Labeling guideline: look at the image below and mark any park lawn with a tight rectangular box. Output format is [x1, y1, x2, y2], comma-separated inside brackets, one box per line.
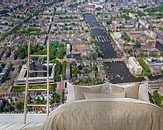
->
[11, 85, 54, 92]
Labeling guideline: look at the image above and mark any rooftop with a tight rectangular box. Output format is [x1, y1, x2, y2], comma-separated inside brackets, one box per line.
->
[0, 114, 46, 130]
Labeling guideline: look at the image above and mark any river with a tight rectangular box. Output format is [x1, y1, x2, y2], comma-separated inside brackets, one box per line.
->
[84, 13, 144, 83]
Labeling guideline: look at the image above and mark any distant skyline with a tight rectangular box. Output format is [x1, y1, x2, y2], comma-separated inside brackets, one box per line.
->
[0, 0, 162, 3]
[0, 0, 53, 4]
[70, 0, 162, 4]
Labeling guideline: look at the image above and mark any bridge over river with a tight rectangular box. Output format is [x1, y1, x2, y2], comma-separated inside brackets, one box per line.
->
[97, 58, 128, 63]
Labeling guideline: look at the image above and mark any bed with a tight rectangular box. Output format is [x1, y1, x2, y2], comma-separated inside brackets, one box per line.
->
[41, 82, 163, 130]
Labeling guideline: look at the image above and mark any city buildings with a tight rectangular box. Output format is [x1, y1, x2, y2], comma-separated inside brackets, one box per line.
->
[15, 63, 55, 86]
[0, 0, 163, 118]
[128, 57, 143, 76]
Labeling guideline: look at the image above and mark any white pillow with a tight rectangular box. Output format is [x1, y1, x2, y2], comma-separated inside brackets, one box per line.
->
[138, 82, 149, 102]
[110, 83, 139, 99]
[66, 82, 111, 103]
[110, 82, 139, 89]
[84, 92, 126, 99]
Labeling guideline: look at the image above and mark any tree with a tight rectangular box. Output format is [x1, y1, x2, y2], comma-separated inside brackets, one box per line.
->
[35, 97, 45, 104]
[126, 48, 133, 55]
[1, 63, 5, 68]
[16, 102, 24, 112]
[54, 93, 59, 103]
[80, 63, 84, 68]
[103, 63, 110, 77]
[85, 67, 91, 74]
[92, 63, 97, 71]
[18, 51, 26, 59]
[8, 63, 12, 70]
[62, 61, 67, 80]
[124, 32, 131, 42]
[18, 65, 22, 71]
[90, 53, 97, 60]
[54, 62, 61, 80]
[137, 57, 152, 76]
[55, 74, 61, 82]
[153, 90, 161, 106]
[61, 90, 65, 104]
[0, 67, 2, 73]
[56, 43, 66, 59]
[3, 73, 8, 81]
[149, 52, 158, 57]
[134, 41, 141, 48]
[3, 104, 12, 112]
[55, 60, 62, 76]
[14, 51, 18, 60]
[72, 66, 78, 78]
[107, 20, 112, 25]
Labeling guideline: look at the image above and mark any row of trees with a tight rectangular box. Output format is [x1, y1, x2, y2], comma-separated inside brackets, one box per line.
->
[0, 99, 24, 113]
[71, 66, 78, 78]
[56, 43, 66, 59]
[145, 4, 163, 13]
[54, 60, 67, 82]
[15, 44, 44, 59]
[51, 91, 65, 104]
[153, 90, 163, 109]
[144, 5, 163, 18]
[137, 57, 152, 76]
[62, 61, 67, 80]
[120, 8, 135, 15]
[103, 63, 110, 78]
[123, 32, 131, 42]
[16, 28, 45, 36]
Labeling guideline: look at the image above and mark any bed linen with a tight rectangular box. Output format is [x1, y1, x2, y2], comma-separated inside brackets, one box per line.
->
[42, 98, 163, 130]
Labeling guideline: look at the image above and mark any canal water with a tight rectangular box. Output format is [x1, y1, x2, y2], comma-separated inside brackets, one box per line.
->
[84, 13, 144, 83]
[84, 14, 117, 58]
[106, 62, 144, 83]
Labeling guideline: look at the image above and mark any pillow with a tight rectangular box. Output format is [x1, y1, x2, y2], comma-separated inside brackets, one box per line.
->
[84, 92, 125, 99]
[74, 82, 111, 94]
[74, 86, 102, 100]
[66, 82, 109, 103]
[138, 82, 149, 102]
[111, 83, 139, 99]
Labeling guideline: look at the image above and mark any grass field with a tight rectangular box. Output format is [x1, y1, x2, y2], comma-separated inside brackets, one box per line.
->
[11, 85, 55, 92]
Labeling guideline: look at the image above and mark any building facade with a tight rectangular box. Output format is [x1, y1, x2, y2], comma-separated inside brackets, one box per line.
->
[128, 57, 143, 76]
